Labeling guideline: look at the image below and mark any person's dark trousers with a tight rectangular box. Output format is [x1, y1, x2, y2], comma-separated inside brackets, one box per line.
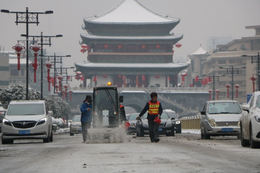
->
[148, 119, 159, 142]
[81, 122, 90, 142]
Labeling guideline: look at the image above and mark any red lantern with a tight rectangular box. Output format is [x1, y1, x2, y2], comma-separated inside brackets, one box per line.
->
[69, 90, 73, 101]
[76, 71, 82, 76]
[195, 76, 199, 82]
[75, 75, 81, 80]
[155, 75, 160, 78]
[226, 84, 231, 98]
[64, 84, 68, 98]
[235, 84, 240, 98]
[141, 45, 146, 49]
[117, 45, 122, 49]
[181, 73, 187, 86]
[250, 75, 256, 92]
[216, 89, 220, 100]
[104, 44, 109, 48]
[58, 75, 63, 91]
[81, 44, 88, 49]
[80, 48, 87, 53]
[12, 41, 25, 70]
[45, 61, 52, 91]
[155, 44, 160, 49]
[30, 42, 41, 83]
[175, 43, 182, 49]
[55, 84, 59, 92]
[208, 89, 212, 101]
[103, 75, 107, 78]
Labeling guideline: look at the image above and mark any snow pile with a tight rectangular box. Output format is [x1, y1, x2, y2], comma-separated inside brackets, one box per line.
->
[86, 127, 128, 143]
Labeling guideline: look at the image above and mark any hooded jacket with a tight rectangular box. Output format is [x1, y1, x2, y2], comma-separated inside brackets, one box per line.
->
[80, 102, 92, 123]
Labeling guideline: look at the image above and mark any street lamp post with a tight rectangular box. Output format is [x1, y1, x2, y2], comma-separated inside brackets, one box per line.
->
[1, 8, 53, 100]
[21, 33, 62, 99]
[219, 66, 246, 100]
[45, 54, 71, 94]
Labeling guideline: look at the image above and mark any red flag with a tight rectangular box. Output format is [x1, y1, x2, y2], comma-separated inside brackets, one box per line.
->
[93, 76, 97, 82]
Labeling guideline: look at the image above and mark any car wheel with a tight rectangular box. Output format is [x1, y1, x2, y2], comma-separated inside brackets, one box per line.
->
[250, 125, 260, 148]
[2, 138, 13, 144]
[240, 124, 250, 147]
[204, 128, 210, 139]
[201, 128, 205, 139]
[139, 126, 144, 137]
[43, 133, 51, 143]
[50, 132, 53, 142]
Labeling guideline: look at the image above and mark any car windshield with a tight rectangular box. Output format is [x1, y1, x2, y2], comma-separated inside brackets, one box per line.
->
[256, 96, 260, 108]
[73, 116, 81, 122]
[7, 103, 45, 115]
[165, 111, 178, 118]
[208, 102, 242, 114]
[129, 113, 139, 120]
[160, 112, 169, 119]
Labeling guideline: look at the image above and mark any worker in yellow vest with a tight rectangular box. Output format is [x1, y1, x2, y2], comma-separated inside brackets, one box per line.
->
[136, 92, 163, 143]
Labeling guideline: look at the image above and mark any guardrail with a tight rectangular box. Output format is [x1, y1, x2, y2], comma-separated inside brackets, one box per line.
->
[180, 115, 201, 130]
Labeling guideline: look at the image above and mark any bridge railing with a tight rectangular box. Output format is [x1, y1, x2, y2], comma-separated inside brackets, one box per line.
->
[71, 86, 210, 92]
[180, 115, 201, 130]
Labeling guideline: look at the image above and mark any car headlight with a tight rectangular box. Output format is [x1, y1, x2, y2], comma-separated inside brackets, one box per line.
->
[254, 116, 260, 123]
[237, 121, 240, 127]
[208, 118, 216, 127]
[175, 120, 181, 124]
[37, 118, 47, 126]
[3, 118, 12, 126]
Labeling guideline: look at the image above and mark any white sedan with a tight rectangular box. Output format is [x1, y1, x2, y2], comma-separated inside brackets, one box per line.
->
[240, 92, 260, 148]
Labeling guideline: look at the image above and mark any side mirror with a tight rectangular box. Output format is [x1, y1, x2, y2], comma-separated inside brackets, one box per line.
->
[242, 104, 250, 113]
[201, 111, 205, 115]
[119, 96, 123, 103]
[48, 111, 53, 116]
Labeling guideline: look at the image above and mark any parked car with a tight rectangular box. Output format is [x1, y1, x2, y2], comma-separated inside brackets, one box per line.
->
[200, 100, 241, 140]
[70, 115, 82, 136]
[0, 108, 6, 133]
[136, 111, 175, 137]
[126, 113, 139, 134]
[240, 92, 260, 148]
[164, 109, 181, 133]
[1, 100, 53, 144]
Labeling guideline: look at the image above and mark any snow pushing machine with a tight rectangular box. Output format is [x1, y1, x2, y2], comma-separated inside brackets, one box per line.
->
[89, 83, 127, 142]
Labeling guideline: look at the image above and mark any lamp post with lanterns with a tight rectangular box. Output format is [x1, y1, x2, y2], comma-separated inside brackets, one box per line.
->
[250, 75, 257, 92]
[219, 66, 246, 100]
[1, 8, 53, 100]
[21, 33, 62, 99]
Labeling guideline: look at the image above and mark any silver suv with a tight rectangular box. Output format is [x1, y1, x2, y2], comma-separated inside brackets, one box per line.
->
[1, 100, 53, 144]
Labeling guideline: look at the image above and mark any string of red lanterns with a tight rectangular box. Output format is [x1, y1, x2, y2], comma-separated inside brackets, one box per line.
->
[30, 42, 41, 83]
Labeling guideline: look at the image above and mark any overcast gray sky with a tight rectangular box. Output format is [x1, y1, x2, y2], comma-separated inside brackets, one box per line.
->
[1, 0, 260, 86]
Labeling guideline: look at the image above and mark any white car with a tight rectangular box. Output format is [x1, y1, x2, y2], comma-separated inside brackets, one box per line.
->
[240, 92, 260, 148]
[1, 100, 53, 144]
[200, 100, 242, 139]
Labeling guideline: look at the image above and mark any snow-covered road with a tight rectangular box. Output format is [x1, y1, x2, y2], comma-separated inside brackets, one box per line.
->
[0, 132, 259, 173]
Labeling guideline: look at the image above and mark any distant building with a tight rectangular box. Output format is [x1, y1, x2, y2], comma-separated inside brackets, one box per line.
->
[203, 25, 260, 103]
[75, 0, 188, 88]
[207, 36, 233, 52]
[187, 45, 211, 86]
